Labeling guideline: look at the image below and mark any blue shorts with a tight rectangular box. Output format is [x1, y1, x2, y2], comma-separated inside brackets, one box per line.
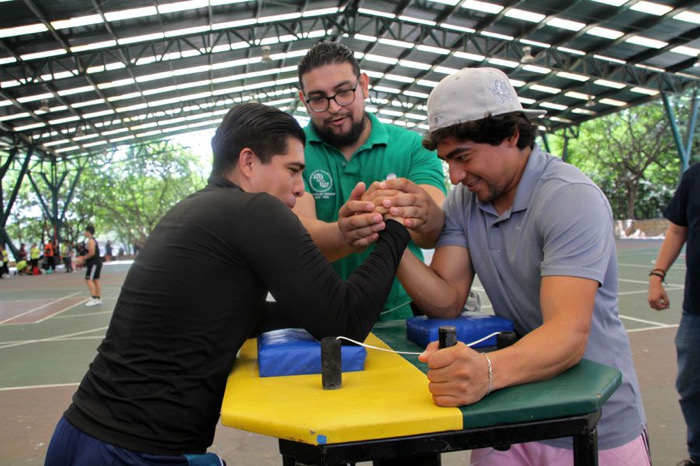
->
[45, 417, 226, 466]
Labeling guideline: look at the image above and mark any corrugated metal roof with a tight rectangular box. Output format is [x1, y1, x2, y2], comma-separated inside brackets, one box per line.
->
[0, 0, 698, 160]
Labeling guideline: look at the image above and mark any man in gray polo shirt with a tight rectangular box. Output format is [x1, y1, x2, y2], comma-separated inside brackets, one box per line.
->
[395, 67, 649, 465]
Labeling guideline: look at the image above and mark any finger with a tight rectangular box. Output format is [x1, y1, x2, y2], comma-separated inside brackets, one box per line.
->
[425, 346, 463, 371]
[418, 341, 440, 362]
[382, 193, 422, 209]
[431, 394, 463, 407]
[379, 178, 420, 194]
[341, 200, 378, 216]
[362, 181, 385, 199]
[389, 206, 422, 219]
[349, 182, 367, 201]
[351, 233, 380, 249]
[361, 188, 402, 204]
[341, 212, 384, 229]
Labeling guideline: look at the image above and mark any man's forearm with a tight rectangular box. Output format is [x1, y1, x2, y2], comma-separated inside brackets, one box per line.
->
[397, 252, 464, 318]
[653, 223, 687, 272]
[296, 215, 354, 262]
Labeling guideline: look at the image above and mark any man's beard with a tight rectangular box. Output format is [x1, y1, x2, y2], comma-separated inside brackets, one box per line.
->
[312, 113, 367, 149]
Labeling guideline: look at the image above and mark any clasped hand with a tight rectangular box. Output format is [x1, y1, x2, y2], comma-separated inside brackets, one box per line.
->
[418, 341, 491, 406]
[337, 179, 440, 250]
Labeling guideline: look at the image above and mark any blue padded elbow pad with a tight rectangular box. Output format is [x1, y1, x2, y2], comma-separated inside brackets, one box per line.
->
[257, 328, 367, 377]
[406, 314, 514, 348]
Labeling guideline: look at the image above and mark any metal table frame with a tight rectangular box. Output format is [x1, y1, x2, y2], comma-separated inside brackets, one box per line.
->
[279, 410, 601, 466]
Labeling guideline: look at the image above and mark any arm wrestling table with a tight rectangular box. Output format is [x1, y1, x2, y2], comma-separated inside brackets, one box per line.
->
[220, 320, 621, 466]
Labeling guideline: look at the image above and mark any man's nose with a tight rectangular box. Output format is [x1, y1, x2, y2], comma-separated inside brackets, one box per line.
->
[448, 162, 466, 185]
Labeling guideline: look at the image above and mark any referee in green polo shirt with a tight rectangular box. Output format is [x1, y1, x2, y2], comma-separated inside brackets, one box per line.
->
[294, 41, 447, 321]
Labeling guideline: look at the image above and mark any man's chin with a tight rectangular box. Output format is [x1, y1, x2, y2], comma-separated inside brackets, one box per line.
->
[313, 118, 366, 149]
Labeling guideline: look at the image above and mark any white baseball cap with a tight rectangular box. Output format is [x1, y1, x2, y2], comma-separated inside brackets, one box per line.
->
[427, 67, 546, 132]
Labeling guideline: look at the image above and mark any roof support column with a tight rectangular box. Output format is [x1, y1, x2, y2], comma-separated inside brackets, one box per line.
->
[662, 88, 698, 174]
[1, 145, 33, 259]
[26, 157, 82, 244]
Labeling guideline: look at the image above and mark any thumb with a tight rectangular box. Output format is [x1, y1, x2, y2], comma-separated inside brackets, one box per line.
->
[350, 182, 367, 201]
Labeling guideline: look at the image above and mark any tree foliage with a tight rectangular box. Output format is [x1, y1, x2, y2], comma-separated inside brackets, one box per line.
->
[73, 143, 207, 250]
[547, 96, 699, 220]
[3, 141, 206, 253]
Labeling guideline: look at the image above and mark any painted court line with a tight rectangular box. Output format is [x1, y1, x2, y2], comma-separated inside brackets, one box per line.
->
[0, 292, 82, 325]
[619, 314, 676, 327]
[54, 310, 112, 319]
[35, 296, 89, 324]
[0, 326, 108, 350]
[627, 324, 679, 333]
[618, 278, 684, 287]
[0, 382, 79, 392]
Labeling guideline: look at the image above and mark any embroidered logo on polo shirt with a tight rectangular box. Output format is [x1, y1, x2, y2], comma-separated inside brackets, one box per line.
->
[308, 169, 335, 200]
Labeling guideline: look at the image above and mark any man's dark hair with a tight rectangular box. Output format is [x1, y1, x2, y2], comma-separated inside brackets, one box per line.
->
[423, 112, 538, 151]
[85, 225, 95, 235]
[297, 41, 360, 90]
[210, 103, 306, 177]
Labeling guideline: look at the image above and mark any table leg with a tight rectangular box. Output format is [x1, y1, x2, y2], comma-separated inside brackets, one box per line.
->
[572, 426, 598, 466]
[373, 454, 441, 466]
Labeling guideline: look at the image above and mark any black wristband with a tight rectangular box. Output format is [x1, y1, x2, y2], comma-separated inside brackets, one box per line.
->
[649, 270, 665, 282]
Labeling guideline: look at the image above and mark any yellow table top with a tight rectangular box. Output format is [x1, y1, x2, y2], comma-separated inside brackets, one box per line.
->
[219, 333, 462, 445]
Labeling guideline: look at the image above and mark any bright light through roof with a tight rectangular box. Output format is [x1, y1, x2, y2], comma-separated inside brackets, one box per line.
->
[505, 9, 545, 23]
[440, 23, 476, 34]
[462, 0, 503, 14]
[588, 0, 627, 6]
[427, 0, 461, 5]
[594, 79, 626, 89]
[105, 6, 158, 21]
[52, 14, 103, 29]
[158, 0, 209, 14]
[454, 51, 486, 61]
[674, 10, 700, 24]
[630, 1, 673, 16]
[557, 71, 590, 82]
[399, 59, 431, 70]
[0, 23, 47, 39]
[357, 8, 395, 19]
[546, 18, 586, 31]
[416, 45, 450, 54]
[672, 45, 700, 57]
[398, 15, 436, 26]
[378, 38, 414, 49]
[626, 36, 668, 49]
[587, 27, 624, 39]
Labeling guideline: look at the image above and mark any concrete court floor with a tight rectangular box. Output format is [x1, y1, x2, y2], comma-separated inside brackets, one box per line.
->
[0, 238, 689, 465]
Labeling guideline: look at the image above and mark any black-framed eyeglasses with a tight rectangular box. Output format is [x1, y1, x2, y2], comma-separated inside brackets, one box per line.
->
[304, 78, 360, 113]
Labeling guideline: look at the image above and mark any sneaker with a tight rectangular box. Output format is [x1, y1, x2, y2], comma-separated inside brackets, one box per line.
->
[85, 298, 102, 307]
[463, 290, 482, 313]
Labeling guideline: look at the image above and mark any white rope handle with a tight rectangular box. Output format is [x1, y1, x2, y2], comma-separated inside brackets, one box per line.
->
[336, 331, 502, 355]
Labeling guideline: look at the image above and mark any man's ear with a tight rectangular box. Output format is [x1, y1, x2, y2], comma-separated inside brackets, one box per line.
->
[298, 89, 309, 111]
[506, 126, 520, 147]
[238, 148, 257, 179]
[359, 72, 370, 98]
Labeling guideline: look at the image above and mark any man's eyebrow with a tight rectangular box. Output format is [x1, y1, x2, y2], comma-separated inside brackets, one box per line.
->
[442, 147, 469, 160]
[305, 80, 355, 96]
[288, 162, 306, 170]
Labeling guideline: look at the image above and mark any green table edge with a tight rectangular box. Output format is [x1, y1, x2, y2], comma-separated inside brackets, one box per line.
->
[372, 320, 622, 429]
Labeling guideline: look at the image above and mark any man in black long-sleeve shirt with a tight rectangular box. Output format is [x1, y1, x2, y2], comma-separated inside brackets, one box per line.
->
[45, 103, 410, 466]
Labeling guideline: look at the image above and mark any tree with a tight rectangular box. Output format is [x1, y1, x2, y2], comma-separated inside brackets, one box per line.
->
[3, 141, 207, 255]
[73, 142, 207, 249]
[548, 100, 689, 220]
